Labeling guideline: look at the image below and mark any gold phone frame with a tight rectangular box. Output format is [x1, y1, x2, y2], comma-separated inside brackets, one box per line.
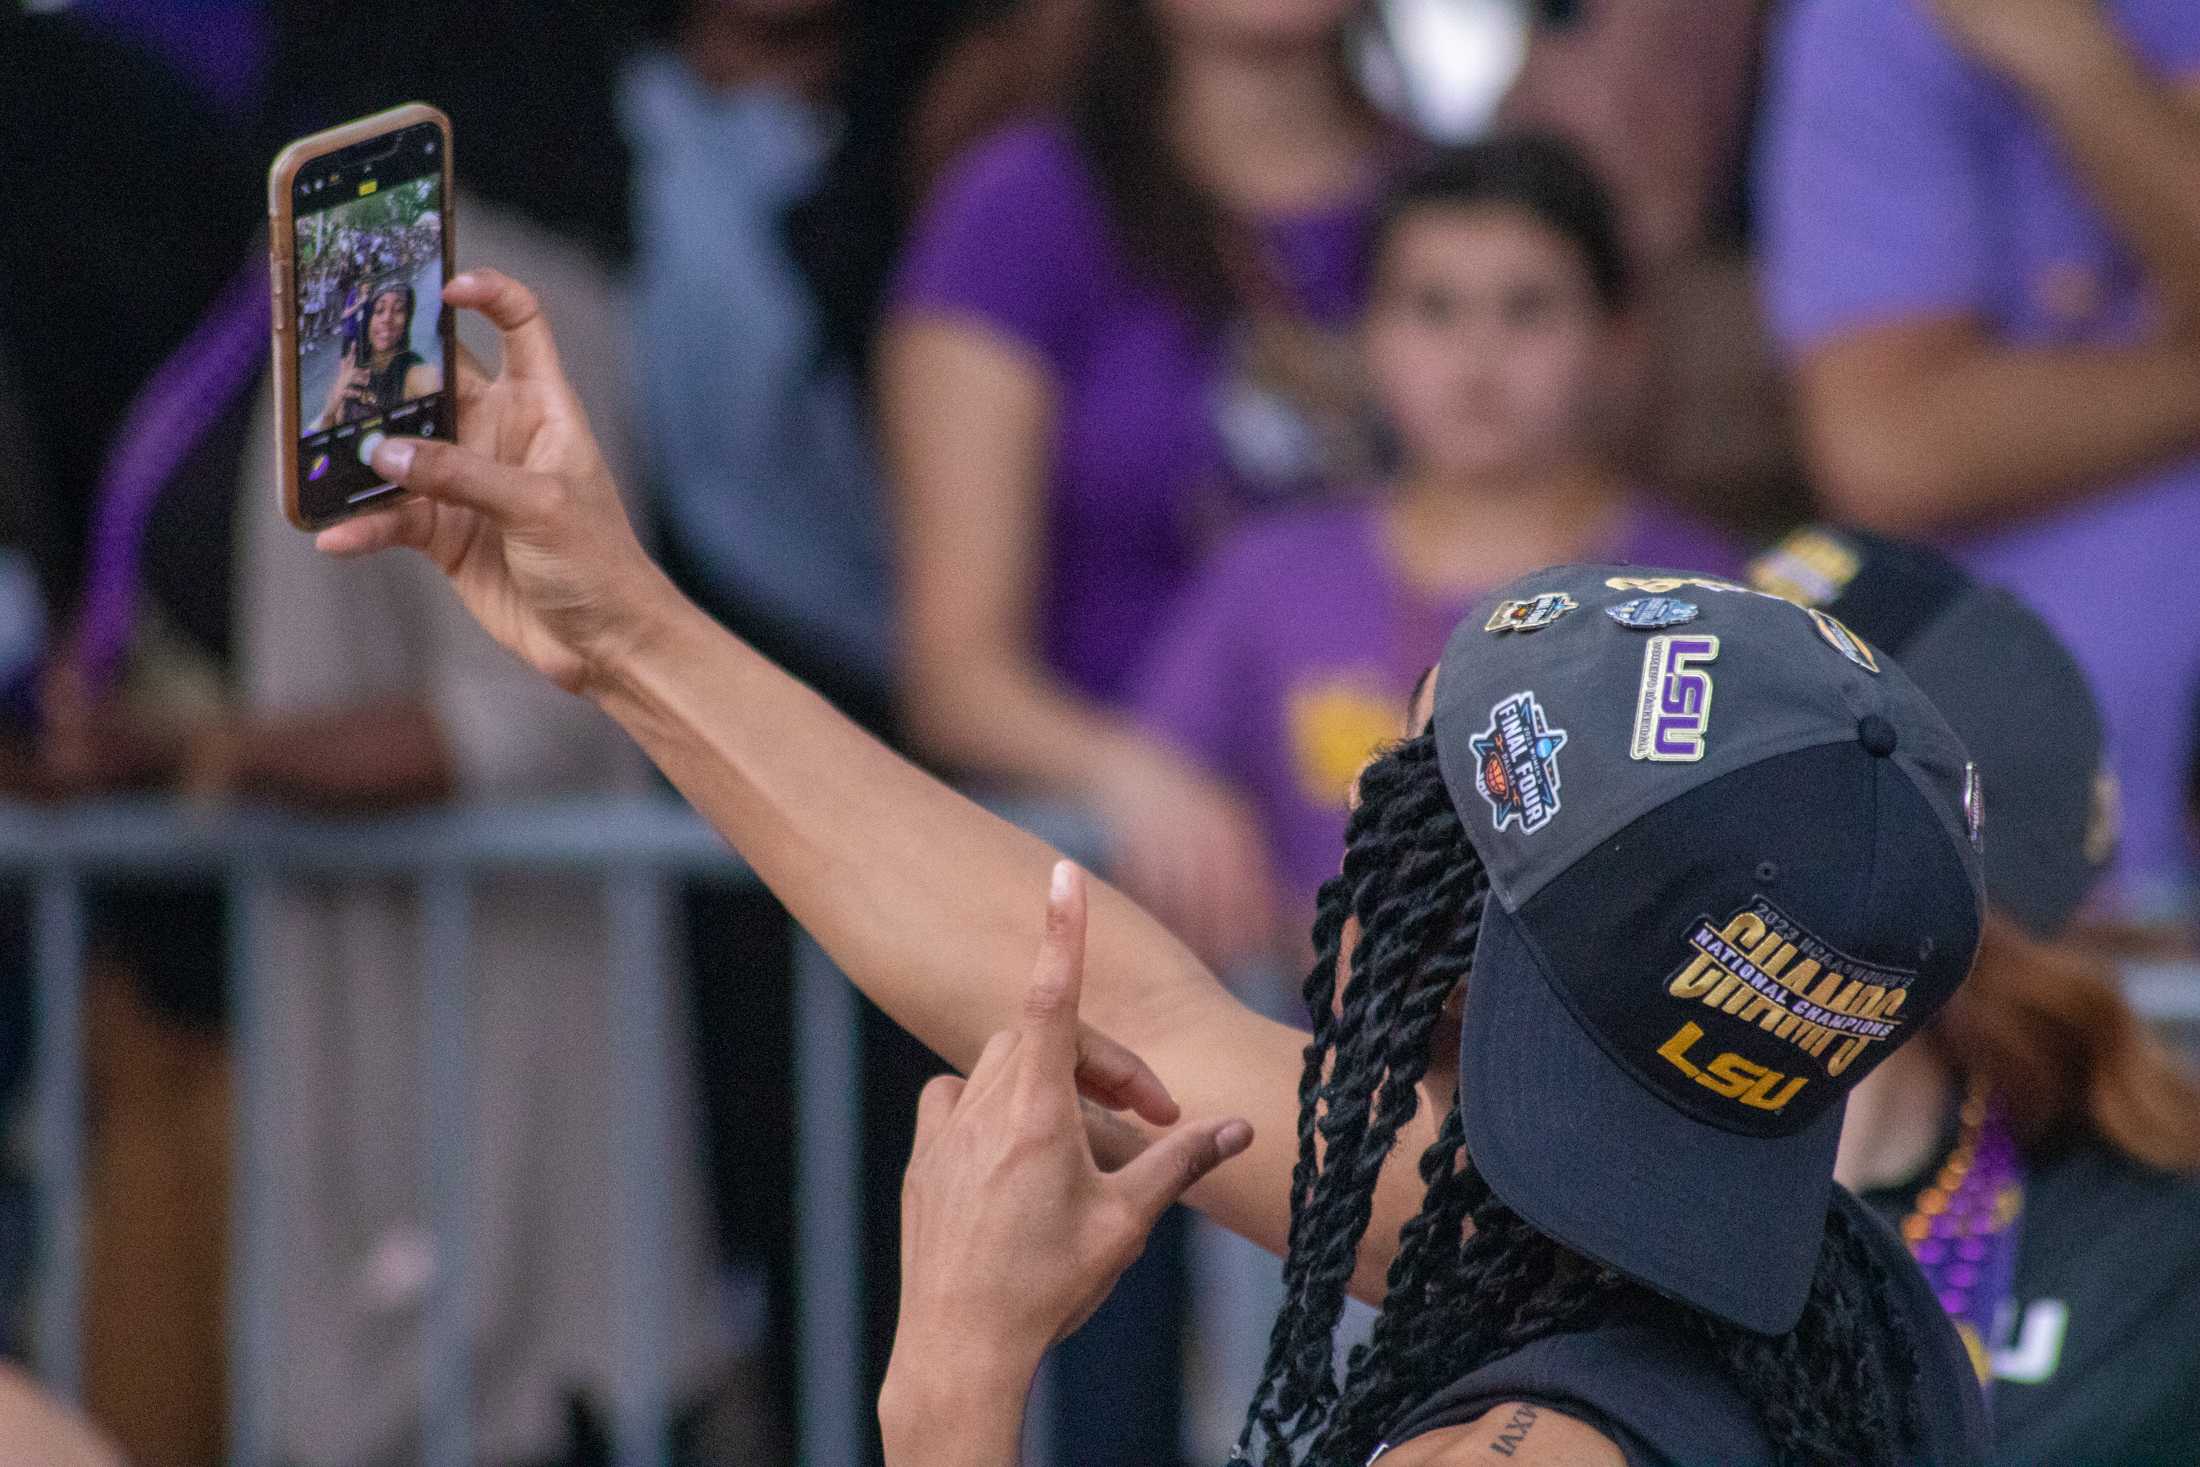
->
[267, 102, 454, 531]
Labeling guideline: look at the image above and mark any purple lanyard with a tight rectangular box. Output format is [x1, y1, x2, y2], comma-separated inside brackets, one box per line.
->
[71, 256, 269, 694]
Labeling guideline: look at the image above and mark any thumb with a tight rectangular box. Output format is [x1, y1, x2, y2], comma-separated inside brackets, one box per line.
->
[372, 435, 550, 525]
[1110, 1117, 1253, 1231]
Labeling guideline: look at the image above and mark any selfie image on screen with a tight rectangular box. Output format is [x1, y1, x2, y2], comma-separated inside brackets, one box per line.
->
[292, 137, 447, 518]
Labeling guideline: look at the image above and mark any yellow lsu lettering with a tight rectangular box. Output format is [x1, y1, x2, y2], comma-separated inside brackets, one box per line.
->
[1655, 1021, 1809, 1112]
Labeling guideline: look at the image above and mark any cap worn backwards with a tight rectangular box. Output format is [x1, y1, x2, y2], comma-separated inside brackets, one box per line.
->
[1432, 565, 1985, 1336]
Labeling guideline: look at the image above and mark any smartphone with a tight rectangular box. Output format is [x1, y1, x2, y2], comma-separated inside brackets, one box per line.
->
[268, 103, 455, 531]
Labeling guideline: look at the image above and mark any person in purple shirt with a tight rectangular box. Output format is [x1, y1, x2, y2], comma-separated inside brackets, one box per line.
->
[1138, 136, 1746, 958]
[886, 7, 1400, 1461]
[884, 0, 1403, 978]
[1759, 0, 2200, 907]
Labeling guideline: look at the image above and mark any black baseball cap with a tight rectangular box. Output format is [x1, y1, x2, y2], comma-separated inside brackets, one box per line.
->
[1432, 564, 1985, 1336]
[1748, 526, 2114, 937]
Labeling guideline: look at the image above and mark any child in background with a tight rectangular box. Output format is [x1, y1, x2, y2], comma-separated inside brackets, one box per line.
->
[1137, 135, 1745, 964]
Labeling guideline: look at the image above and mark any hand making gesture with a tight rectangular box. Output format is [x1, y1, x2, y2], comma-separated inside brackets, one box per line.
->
[879, 862, 1254, 1466]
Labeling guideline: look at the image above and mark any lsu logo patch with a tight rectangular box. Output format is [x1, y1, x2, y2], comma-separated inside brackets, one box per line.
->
[1485, 592, 1578, 634]
[1606, 596, 1700, 631]
[1664, 898, 1915, 1088]
[1470, 692, 1568, 834]
[1630, 634, 1719, 763]
[1807, 609, 1879, 673]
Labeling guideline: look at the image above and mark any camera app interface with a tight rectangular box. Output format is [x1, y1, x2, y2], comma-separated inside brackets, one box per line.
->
[292, 122, 448, 521]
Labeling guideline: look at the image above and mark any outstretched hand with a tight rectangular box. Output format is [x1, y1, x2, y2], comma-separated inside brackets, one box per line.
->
[317, 267, 1190, 1130]
[886, 863, 1254, 1399]
[314, 269, 675, 694]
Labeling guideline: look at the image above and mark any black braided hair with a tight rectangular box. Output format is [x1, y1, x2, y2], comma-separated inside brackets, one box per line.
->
[1232, 733, 1929, 1467]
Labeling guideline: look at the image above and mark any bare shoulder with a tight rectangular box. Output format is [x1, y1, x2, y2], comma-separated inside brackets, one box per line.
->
[1374, 1400, 1626, 1467]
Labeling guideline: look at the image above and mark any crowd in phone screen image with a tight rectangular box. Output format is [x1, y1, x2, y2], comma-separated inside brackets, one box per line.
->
[293, 170, 447, 511]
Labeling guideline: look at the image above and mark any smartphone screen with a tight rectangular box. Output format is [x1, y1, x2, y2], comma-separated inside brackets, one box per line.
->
[287, 119, 450, 524]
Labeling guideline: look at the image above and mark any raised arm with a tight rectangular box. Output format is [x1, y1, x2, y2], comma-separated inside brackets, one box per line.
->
[881, 313, 1280, 970]
[1927, 0, 2200, 333]
[1795, 325, 2200, 532]
[1761, 0, 2200, 532]
[319, 270, 1436, 1299]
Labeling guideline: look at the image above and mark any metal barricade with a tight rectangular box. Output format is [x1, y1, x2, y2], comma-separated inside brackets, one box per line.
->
[3, 797, 2194, 1466]
[0, 795, 1104, 1467]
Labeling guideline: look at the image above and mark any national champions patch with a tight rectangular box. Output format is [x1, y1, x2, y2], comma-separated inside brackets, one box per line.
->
[1650, 897, 1917, 1125]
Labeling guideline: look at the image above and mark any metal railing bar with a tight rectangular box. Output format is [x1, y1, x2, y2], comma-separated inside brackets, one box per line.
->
[228, 869, 279, 1467]
[609, 869, 673, 1467]
[0, 800, 755, 878]
[421, 869, 473, 1467]
[791, 930, 862, 1467]
[31, 868, 85, 1402]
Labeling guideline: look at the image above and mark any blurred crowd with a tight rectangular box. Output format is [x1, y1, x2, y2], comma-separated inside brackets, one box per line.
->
[1, 0, 2197, 1464]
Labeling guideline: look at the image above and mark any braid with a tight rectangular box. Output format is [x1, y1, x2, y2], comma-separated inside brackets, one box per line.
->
[1678, 1198, 1927, 1464]
[1234, 735, 1932, 1467]
[1234, 734, 1486, 1462]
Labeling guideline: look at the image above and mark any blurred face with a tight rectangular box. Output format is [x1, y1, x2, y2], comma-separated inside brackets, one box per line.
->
[1364, 204, 1610, 485]
[1156, 0, 1361, 50]
[367, 291, 407, 354]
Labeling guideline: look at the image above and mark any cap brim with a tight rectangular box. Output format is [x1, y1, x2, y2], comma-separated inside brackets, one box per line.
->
[1461, 899, 1844, 1336]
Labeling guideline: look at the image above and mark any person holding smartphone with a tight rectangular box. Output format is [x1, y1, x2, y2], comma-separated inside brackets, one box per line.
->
[325, 271, 1991, 1465]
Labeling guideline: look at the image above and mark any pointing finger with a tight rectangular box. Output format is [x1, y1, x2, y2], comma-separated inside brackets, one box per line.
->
[1020, 862, 1088, 1085]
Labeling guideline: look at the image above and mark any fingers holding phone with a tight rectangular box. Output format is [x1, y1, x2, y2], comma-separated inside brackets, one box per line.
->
[270, 103, 455, 530]
[311, 265, 678, 696]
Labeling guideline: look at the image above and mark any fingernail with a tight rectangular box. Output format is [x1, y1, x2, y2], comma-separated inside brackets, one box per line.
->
[371, 438, 415, 478]
[449, 272, 477, 292]
[1051, 860, 1073, 902]
[1217, 1120, 1254, 1158]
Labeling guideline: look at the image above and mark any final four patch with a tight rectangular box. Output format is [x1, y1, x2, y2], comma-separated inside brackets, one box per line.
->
[1470, 692, 1568, 834]
[1606, 596, 1700, 631]
[1806, 609, 1879, 672]
[1630, 634, 1719, 763]
[1485, 592, 1579, 634]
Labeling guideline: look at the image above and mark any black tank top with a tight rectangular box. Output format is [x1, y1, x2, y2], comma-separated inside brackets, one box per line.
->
[1372, 1188, 1990, 1466]
[367, 347, 423, 414]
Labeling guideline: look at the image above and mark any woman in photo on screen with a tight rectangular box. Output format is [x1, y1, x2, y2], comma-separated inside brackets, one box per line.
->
[312, 279, 440, 429]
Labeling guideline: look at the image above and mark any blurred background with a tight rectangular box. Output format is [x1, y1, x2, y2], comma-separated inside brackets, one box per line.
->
[1, 0, 2196, 1463]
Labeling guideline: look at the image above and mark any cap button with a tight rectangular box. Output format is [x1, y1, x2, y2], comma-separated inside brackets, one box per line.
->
[1858, 715, 1899, 758]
